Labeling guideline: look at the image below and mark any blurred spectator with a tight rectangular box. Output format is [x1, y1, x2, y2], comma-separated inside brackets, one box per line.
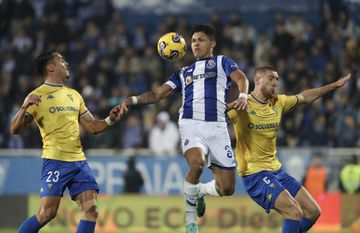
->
[122, 114, 143, 149]
[123, 156, 144, 193]
[0, 1, 359, 150]
[303, 152, 327, 197]
[339, 155, 360, 194]
[148, 111, 180, 156]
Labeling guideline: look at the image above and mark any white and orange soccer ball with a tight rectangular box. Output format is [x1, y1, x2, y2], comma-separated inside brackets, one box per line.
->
[157, 32, 186, 62]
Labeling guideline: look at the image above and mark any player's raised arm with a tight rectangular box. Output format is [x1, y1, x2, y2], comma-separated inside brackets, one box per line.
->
[118, 83, 173, 113]
[10, 94, 40, 135]
[227, 69, 249, 110]
[296, 73, 351, 105]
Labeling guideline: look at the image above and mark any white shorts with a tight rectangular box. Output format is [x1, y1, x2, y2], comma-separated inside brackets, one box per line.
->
[178, 119, 236, 169]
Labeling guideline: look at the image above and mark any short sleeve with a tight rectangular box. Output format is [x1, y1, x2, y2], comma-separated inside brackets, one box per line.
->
[25, 92, 37, 118]
[166, 69, 182, 92]
[278, 95, 299, 113]
[222, 56, 240, 77]
[77, 91, 89, 117]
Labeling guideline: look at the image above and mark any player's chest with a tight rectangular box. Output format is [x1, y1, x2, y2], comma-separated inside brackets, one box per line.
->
[37, 92, 80, 116]
[244, 104, 282, 132]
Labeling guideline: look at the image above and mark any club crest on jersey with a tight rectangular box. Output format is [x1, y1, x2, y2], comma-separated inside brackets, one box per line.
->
[272, 106, 278, 115]
[67, 94, 73, 102]
[206, 60, 216, 69]
[186, 76, 193, 85]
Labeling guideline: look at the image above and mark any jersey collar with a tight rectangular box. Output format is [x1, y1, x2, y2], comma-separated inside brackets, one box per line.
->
[250, 93, 268, 105]
[44, 82, 63, 87]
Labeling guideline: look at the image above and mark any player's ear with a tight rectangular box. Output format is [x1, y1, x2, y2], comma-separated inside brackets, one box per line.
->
[211, 41, 216, 48]
[253, 75, 260, 85]
[46, 63, 55, 73]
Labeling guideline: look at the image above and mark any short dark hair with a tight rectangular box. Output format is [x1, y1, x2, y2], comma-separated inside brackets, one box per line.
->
[254, 66, 276, 76]
[34, 49, 57, 76]
[191, 24, 215, 41]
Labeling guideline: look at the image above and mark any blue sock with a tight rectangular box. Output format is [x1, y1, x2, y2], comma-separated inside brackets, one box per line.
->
[18, 215, 43, 233]
[300, 217, 316, 232]
[282, 219, 300, 233]
[76, 220, 96, 233]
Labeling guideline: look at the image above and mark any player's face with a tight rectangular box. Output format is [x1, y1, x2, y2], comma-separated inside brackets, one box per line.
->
[259, 70, 279, 97]
[52, 53, 70, 79]
[191, 32, 214, 59]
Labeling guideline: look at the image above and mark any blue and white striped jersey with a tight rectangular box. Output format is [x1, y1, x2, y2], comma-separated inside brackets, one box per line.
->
[165, 55, 239, 122]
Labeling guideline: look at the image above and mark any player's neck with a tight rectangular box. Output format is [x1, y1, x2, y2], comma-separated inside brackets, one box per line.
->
[251, 90, 269, 103]
[44, 76, 64, 86]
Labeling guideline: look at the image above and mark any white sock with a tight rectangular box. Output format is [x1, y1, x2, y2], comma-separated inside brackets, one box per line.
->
[184, 180, 199, 224]
[198, 179, 220, 197]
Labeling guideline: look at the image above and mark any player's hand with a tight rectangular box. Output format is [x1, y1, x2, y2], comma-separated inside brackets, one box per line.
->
[109, 106, 123, 122]
[332, 73, 351, 88]
[119, 98, 132, 113]
[227, 97, 248, 111]
[22, 94, 41, 109]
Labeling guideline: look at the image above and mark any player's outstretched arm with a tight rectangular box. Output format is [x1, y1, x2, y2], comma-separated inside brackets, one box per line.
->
[227, 70, 249, 110]
[79, 106, 123, 134]
[296, 73, 351, 105]
[10, 94, 40, 135]
[117, 83, 173, 114]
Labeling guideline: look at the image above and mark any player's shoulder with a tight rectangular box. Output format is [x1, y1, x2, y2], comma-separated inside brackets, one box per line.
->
[276, 94, 296, 101]
[29, 83, 49, 95]
[218, 54, 235, 61]
[64, 85, 81, 95]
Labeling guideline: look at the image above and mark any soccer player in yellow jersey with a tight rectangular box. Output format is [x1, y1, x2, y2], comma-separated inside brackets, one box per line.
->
[228, 66, 350, 233]
[10, 50, 123, 233]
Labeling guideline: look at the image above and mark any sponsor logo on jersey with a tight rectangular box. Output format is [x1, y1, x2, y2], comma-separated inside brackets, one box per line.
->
[47, 94, 54, 99]
[49, 106, 79, 113]
[186, 76, 193, 85]
[248, 122, 278, 130]
[192, 72, 216, 82]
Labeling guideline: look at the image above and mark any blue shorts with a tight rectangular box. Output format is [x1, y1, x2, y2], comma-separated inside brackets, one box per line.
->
[242, 168, 301, 213]
[40, 159, 99, 200]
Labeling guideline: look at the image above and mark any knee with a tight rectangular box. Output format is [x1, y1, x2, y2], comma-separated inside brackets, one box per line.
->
[38, 208, 57, 224]
[309, 205, 321, 220]
[292, 206, 304, 220]
[283, 200, 303, 220]
[81, 204, 98, 221]
[217, 184, 235, 196]
[189, 159, 205, 174]
[85, 205, 98, 220]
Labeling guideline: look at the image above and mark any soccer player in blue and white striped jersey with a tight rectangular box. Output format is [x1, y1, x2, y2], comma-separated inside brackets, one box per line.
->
[117, 24, 249, 233]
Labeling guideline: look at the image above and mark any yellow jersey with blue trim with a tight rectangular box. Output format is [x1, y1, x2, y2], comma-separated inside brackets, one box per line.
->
[228, 94, 299, 176]
[26, 83, 88, 161]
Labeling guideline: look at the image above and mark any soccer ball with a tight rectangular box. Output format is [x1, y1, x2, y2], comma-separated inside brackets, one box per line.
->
[157, 32, 186, 62]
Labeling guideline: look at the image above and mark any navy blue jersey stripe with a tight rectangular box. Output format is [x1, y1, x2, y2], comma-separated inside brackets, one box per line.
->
[182, 65, 194, 119]
[205, 57, 218, 121]
[223, 56, 233, 103]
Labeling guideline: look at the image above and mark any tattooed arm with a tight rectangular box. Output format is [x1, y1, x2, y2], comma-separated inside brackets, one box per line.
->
[115, 84, 173, 117]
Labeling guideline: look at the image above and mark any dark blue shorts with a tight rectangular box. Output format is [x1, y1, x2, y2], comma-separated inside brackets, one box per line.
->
[40, 159, 99, 200]
[242, 168, 301, 213]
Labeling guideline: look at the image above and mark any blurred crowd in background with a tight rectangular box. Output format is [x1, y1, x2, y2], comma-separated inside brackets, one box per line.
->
[0, 0, 360, 153]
